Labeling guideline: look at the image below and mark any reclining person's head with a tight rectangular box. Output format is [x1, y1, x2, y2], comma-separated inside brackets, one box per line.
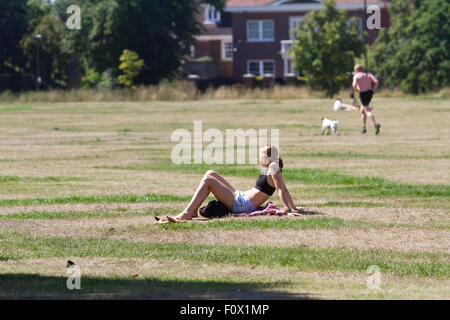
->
[260, 145, 283, 171]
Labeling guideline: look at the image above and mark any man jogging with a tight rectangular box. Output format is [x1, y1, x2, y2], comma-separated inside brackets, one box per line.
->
[352, 64, 381, 135]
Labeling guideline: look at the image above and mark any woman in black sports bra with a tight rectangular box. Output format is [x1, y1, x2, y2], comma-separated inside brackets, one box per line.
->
[168, 145, 302, 221]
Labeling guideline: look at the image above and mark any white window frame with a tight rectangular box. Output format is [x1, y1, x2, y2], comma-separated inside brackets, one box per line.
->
[289, 16, 304, 40]
[280, 39, 294, 58]
[221, 41, 233, 61]
[203, 4, 221, 24]
[247, 20, 275, 42]
[283, 58, 298, 76]
[247, 60, 275, 76]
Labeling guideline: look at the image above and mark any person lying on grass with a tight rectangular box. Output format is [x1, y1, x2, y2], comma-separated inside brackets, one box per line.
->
[167, 145, 303, 222]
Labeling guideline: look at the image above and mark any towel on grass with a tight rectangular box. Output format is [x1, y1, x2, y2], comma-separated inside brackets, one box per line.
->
[230, 202, 304, 217]
[154, 202, 311, 224]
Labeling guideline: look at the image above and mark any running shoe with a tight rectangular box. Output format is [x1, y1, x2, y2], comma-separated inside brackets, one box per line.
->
[375, 123, 381, 135]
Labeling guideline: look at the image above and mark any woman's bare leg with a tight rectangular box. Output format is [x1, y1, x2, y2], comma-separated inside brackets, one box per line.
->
[172, 172, 235, 220]
[205, 170, 236, 193]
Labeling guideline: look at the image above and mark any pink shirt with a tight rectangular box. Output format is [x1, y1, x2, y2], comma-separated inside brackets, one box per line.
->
[353, 72, 378, 92]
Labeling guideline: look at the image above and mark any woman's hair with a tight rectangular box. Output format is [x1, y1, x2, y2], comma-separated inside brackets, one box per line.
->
[262, 145, 283, 169]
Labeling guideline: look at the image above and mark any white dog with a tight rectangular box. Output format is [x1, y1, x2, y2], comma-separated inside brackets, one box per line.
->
[321, 117, 339, 135]
[333, 98, 358, 112]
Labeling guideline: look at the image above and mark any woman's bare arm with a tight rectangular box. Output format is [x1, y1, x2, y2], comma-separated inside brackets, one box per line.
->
[270, 170, 298, 212]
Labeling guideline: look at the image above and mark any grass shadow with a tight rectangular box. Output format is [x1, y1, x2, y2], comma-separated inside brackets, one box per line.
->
[0, 273, 314, 300]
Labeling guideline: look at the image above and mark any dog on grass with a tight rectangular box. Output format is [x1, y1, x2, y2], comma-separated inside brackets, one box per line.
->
[321, 117, 339, 135]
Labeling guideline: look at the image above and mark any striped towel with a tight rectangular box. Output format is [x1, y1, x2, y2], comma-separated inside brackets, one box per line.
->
[230, 202, 304, 217]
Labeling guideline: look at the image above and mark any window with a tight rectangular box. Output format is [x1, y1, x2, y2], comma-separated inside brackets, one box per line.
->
[262, 21, 274, 39]
[263, 61, 274, 74]
[190, 45, 195, 58]
[247, 20, 274, 42]
[204, 5, 220, 24]
[247, 60, 275, 76]
[289, 16, 304, 39]
[222, 41, 233, 61]
[248, 21, 260, 39]
[249, 61, 260, 75]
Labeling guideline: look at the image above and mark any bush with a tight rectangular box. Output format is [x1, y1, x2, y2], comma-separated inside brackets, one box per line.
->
[118, 50, 145, 92]
[81, 69, 116, 89]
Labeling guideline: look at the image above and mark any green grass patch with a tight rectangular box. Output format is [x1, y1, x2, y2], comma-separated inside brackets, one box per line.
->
[0, 208, 179, 220]
[109, 147, 167, 153]
[0, 105, 33, 112]
[278, 123, 319, 129]
[284, 152, 450, 160]
[98, 163, 450, 199]
[0, 232, 447, 278]
[117, 128, 133, 133]
[334, 184, 449, 198]
[1, 209, 446, 231]
[58, 138, 103, 145]
[0, 193, 190, 207]
[0, 175, 86, 183]
[301, 201, 389, 208]
[145, 217, 371, 231]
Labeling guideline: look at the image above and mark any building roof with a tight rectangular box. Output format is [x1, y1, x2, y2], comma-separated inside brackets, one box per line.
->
[226, 0, 386, 8]
[226, 0, 384, 5]
[226, 0, 276, 6]
[201, 25, 232, 36]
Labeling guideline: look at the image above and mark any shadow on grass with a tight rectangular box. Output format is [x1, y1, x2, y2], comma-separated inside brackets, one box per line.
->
[0, 274, 315, 300]
[294, 209, 324, 216]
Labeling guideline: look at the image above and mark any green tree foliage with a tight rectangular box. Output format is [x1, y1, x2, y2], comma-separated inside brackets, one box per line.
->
[373, 0, 450, 93]
[118, 49, 144, 92]
[20, 5, 68, 88]
[81, 68, 115, 89]
[0, 0, 28, 73]
[290, 0, 365, 97]
[54, 0, 224, 85]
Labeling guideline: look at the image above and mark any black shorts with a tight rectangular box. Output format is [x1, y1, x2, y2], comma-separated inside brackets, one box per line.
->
[359, 90, 373, 107]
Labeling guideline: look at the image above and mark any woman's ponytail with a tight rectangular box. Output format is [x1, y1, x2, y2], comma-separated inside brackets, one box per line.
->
[264, 145, 283, 170]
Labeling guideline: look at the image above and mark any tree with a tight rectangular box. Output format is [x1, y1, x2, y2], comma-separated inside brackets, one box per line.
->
[373, 0, 450, 94]
[290, 0, 365, 97]
[118, 49, 144, 92]
[54, 0, 224, 85]
[19, 0, 68, 88]
[0, 0, 28, 74]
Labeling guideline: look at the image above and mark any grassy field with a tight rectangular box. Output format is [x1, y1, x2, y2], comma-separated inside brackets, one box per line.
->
[0, 97, 448, 299]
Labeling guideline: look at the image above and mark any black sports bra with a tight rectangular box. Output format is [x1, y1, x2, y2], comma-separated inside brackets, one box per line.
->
[254, 168, 282, 196]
